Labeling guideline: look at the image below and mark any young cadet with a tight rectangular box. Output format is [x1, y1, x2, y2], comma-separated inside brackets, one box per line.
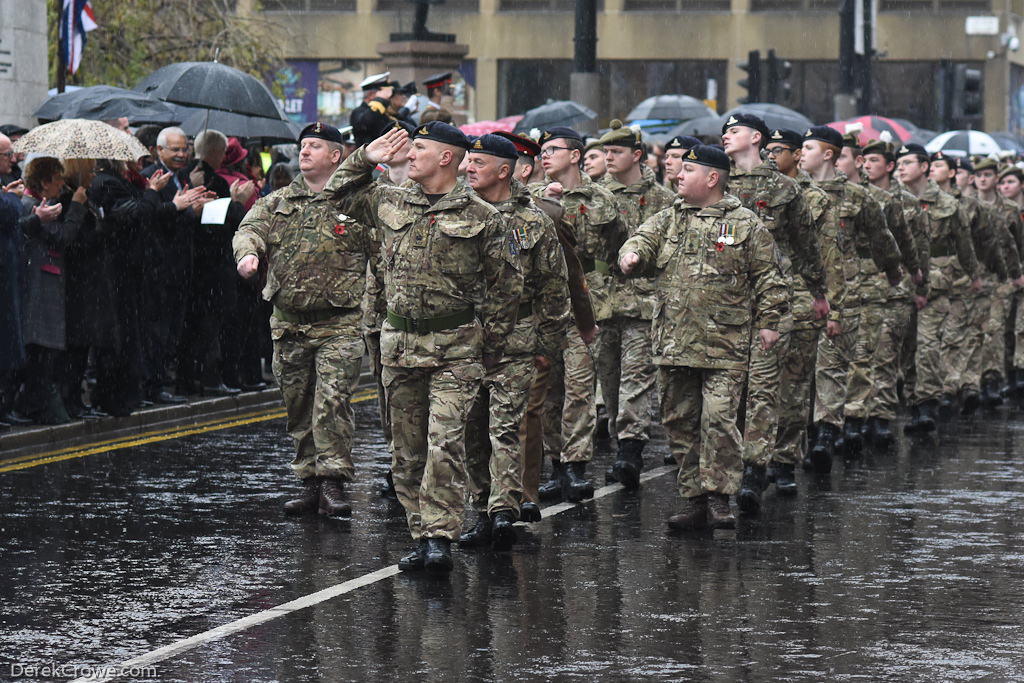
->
[663, 135, 701, 196]
[998, 165, 1024, 393]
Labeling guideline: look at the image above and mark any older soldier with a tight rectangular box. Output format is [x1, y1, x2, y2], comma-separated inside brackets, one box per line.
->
[233, 122, 379, 518]
[722, 114, 827, 500]
[896, 144, 981, 431]
[459, 134, 570, 550]
[598, 121, 677, 488]
[334, 122, 523, 574]
[532, 127, 625, 502]
[494, 131, 542, 186]
[619, 145, 788, 530]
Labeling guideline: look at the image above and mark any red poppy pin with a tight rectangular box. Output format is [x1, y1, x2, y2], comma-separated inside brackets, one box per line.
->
[715, 241, 725, 252]
[579, 204, 587, 214]
[921, 202, 929, 212]
[334, 224, 345, 235]
[430, 214, 437, 226]
[639, 195, 647, 207]
[756, 200, 768, 210]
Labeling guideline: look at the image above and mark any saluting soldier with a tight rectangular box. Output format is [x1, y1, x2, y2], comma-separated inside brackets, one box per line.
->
[618, 145, 788, 530]
[233, 122, 380, 519]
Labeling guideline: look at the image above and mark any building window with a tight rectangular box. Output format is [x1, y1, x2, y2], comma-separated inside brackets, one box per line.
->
[623, 0, 729, 10]
[263, 0, 356, 11]
[749, 0, 836, 10]
[378, 0, 478, 9]
[880, 0, 988, 10]
[498, 0, 600, 10]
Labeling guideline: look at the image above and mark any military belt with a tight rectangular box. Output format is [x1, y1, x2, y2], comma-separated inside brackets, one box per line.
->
[580, 257, 611, 275]
[930, 245, 954, 258]
[386, 307, 475, 333]
[517, 302, 533, 319]
[273, 306, 355, 325]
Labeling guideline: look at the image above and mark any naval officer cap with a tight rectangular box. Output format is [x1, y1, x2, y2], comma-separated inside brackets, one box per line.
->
[412, 120, 471, 149]
[493, 131, 542, 158]
[299, 121, 344, 144]
[803, 125, 844, 149]
[359, 72, 391, 91]
[469, 134, 520, 160]
[767, 128, 803, 149]
[721, 112, 769, 142]
[683, 144, 731, 171]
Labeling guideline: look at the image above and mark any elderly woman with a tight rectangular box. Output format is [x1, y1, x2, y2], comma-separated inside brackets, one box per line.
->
[18, 157, 88, 423]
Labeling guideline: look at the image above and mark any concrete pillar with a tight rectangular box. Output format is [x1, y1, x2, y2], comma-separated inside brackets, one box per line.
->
[0, 1, 49, 127]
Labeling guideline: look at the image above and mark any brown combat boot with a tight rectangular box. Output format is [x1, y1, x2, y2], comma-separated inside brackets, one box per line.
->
[667, 494, 708, 531]
[318, 478, 352, 517]
[283, 477, 320, 515]
[706, 493, 735, 529]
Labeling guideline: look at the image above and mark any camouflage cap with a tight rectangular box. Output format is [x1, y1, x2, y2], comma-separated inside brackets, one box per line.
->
[469, 133, 519, 160]
[721, 112, 769, 142]
[682, 144, 731, 171]
[599, 119, 643, 149]
[803, 125, 844, 149]
[412, 120, 471, 149]
[767, 128, 803, 149]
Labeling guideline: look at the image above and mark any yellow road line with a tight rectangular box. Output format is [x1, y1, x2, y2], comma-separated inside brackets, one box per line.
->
[0, 389, 377, 474]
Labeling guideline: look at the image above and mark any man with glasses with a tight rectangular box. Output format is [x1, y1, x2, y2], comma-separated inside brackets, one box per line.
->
[0, 133, 19, 189]
[532, 127, 625, 503]
[896, 144, 981, 432]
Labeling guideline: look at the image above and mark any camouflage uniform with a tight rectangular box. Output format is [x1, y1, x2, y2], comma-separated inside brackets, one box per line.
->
[530, 174, 625, 465]
[598, 167, 676, 442]
[729, 161, 827, 466]
[465, 181, 569, 516]
[907, 180, 980, 406]
[334, 148, 523, 542]
[232, 171, 379, 483]
[619, 194, 788, 498]
[813, 173, 901, 428]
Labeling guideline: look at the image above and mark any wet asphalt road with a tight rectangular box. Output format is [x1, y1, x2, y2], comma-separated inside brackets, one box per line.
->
[2, 399, 1024, 682]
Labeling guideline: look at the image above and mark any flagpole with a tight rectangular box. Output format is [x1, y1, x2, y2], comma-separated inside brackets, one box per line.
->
[56, 0, 67, 93]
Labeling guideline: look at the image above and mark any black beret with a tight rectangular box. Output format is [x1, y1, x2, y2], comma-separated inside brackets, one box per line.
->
[722, 112, 769, 142]
[539, 127, 584, 145]
[493, 131, 541, 158]
[666, 135, 701, 151]
[412, 120, 471, 149]
[682, 144, 731, 171]
[896, 142, 929, 159]
[956, 156, 974, 173]
[468, 133, 519, 160]
[930, 150, 956, 165]
[299, 121, 344, 144]
[399, 81, 418, 96]
[803, 125, 844, 149]
[767, 128, 803, 149]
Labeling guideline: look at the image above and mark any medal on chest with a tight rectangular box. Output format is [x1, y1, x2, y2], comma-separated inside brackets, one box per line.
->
[715, 221, 734, 251]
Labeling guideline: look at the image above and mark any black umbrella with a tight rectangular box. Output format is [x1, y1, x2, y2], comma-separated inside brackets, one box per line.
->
[135, 61, 284, 119]
[176, 107, 300, 144]
[664, 115, 724, 139]
[514, 100, 597, 134]
[33, 85, 180, 125]
[626, 95, 715, 123]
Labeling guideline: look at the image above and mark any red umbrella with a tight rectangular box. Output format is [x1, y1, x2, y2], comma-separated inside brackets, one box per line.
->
[459, 115, 523, 137]
[827, 116, 912, 146]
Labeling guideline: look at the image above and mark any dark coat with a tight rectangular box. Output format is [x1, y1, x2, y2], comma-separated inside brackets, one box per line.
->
[62, 187, 119, 349]
[0, 191, 25, 374]
[19, 195, 86, 350]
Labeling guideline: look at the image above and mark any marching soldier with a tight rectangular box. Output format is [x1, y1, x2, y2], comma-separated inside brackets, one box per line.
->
[998, 165, 1024, 393]
[663, 135, 701, 195]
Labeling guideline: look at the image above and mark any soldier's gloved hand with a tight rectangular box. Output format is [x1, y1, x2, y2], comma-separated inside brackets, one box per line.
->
[915, 294, 928, 310]
[619, 252, 639, 275]
[758, 328, 779, 352]
[483, 353, 502, 372]
[237, 254, 259, 279]
[812, 296, 830, 320]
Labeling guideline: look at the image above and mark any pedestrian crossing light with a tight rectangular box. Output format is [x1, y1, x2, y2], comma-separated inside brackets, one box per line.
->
[766, 49, 792, 104]
[953, 64, 983, 119]
[737, 50, 761, 105]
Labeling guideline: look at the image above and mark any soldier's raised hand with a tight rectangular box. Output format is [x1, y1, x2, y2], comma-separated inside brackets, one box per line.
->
[366, 126, 408, 164]
[619, 252, 640, 275]
[237, 254, 259, 279]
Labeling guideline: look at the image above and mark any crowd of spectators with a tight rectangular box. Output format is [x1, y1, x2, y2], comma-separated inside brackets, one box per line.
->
[0, 121, 296, 429]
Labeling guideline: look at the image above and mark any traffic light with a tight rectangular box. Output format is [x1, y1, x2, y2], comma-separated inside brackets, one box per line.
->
[952, 64, 983, 119]
[765, 49, 792, 104]
[737, 50, 761, 104]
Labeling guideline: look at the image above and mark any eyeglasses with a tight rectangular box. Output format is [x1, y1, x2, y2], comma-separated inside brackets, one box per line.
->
[766, 146, 795, 156]
[540, 146, 571, 157]
[0, 151, 14, 158]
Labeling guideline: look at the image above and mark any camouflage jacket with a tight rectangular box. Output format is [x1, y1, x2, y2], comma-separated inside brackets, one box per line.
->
[794, 170, 845, 324]
[951, 189, 1008, 283]
[909, 180, 979, 294]
[619, 194, 788, 371]
[861, 182, 924, 303]
[330, 148, 523, 368]
[233, 171, 379, 327]
[529, 173, 625, 322]
[602, 167, 678, 320]
[493, 180, 570, 360]
[976, 193, 1024, 281]
[728, 160, 826, 300]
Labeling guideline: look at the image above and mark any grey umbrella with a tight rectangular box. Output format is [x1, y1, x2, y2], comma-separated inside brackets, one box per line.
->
[626, 95, 715, 122]
[176, 107, 300, 144]
[33, 85, 181, 125]
[135, 61, 284, 119]
[665, 115, 724, 139]
[513, 100, 597, 134]
[722, 103, 814, 132]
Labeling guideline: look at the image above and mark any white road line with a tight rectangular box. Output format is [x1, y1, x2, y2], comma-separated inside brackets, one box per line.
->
[73, 464, 675, 682]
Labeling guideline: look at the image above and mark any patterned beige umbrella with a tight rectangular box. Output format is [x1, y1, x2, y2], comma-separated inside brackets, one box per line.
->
[11, 118, 149, 161]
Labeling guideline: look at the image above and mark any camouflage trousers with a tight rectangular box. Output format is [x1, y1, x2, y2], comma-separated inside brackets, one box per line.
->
[774, 323, 820, 466]
[846, 299, 912, 421]
[1015, 290, 1024, 368]
[742, 312, 793, 466]
[596, 316, 656, 442]
[977, 282, 1013, 380]
[943, 296, 976, 396]
[465, 356, 536, 515]
[519, 362, 553, 504]
[365, 330, 393, 454]
[271, 316, 364, 482]
[910, 293, 966, 403]
[383, 360, 483, 541]
[901, 303, 919, 405]
[659, 365, 745, 498]
[542, 327, 597, 463]
[813, 312, 859, 427]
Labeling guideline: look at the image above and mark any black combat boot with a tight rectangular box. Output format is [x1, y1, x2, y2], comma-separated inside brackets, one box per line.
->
[841, 417, 864, 456]
[938, 392, 955, 420]
[980, 373, 1003, 409]
[667, 494, 708, 531]
[519, 502, 542, 523]
[918, 399, 938, 431]
[959, 387, 980, 416]
[318, 478, 351, 517]
[605, 464, 618, 484]
[563, 462, 594, 502]
[538, 459, 565, 501]
[283, 477, 320, 515]
[1014, 368, 1024, 397]
[458, 512, 492, 548]
[490, 510, 517, 551]
[738, 464, 767, 515]
[664, 452, 678, 466]
[424, 538, 453, 574]
[868, 416, 894, 450]
[809, 422, 837, 473]
[612, 438, 645, 490]
[774, 463, 797, 495]
[706, 493, 736, 529]
[398, 539, 428, 572]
